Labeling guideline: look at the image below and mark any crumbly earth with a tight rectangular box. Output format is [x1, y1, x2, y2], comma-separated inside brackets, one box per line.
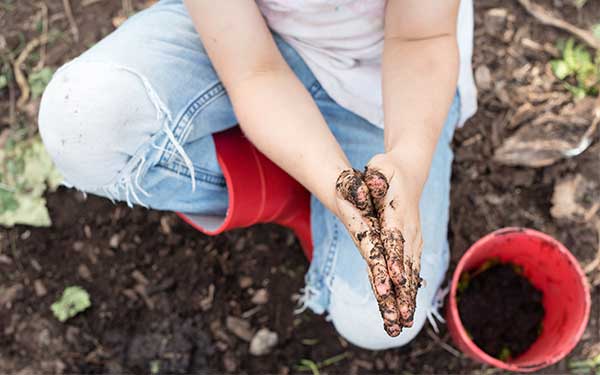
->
[458, 263, 545, 359]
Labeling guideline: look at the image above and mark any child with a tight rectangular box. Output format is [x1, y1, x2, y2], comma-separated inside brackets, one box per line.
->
[39, 0, 476, 349]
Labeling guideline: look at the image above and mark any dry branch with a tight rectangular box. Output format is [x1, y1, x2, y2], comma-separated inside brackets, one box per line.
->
[62, 0, 79, 42]
[517, 0, 600, 50]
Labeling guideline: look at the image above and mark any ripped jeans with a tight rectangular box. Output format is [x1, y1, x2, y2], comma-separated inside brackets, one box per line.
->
[38, 0, 458, 350]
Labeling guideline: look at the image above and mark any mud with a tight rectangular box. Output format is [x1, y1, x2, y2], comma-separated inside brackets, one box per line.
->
[335, 167, 421, 335]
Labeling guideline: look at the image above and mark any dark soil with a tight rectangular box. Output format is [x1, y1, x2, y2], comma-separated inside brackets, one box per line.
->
[1, 0, 600, 374]
[458, 263, 545, 360]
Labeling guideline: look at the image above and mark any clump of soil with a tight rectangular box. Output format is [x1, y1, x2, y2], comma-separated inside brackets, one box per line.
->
[458, 262, 545, 360]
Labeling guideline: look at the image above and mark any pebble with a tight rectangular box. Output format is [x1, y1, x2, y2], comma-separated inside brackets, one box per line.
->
[0, 284, 23, 306]
[475, 65, 492, 91]
[238, 276, 253, 289]
[249, 328, 278, 356]
[109, 234, 120, 249]
[33, 280, 47, 297]
[484, 8, 508, 36]
[223, 351, 238, 373]
[78, 264, 92, 280]
[251, 288, 269, 305]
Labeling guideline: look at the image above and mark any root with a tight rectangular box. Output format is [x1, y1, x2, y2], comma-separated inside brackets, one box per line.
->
[14, 35, 48, 108]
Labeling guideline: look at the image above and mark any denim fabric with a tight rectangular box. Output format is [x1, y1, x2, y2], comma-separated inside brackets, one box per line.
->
[39, 0, 460, 350]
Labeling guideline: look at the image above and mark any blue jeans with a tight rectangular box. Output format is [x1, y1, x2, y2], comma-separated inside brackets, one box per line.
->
[39, 0, 459, 350]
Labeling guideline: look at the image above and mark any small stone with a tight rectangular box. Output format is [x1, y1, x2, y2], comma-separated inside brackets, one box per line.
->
[30, 259, 42, 272]
[160, 216, 172, 235]
[238, 276, 253, 289]
[475, 65, 492, 91]
[0, 284, 23, 306]
[222, 351, 238, 373]
[484, 8, 508, 36]
[72, 241, 85, 252]
[78, 264, 92, 281]
[251, 289, 269, 305]
[0, 254, 13, 264]
[109, 234, 120, 249]
[249, 328, 278, 356]
[33, 280, 47, 297]
[226, 316, 254, 342]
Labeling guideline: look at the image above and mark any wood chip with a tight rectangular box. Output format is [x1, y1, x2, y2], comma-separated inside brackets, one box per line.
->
[225, 316, 254, 342]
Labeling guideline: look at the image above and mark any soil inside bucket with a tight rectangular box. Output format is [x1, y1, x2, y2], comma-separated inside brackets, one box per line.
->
[457, 262, 545, 361]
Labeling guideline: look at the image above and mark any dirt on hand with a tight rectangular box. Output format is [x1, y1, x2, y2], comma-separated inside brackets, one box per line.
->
[335, 168, 420, 336]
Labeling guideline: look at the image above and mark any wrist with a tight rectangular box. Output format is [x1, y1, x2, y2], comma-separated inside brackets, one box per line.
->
[385, 148, 432, 197]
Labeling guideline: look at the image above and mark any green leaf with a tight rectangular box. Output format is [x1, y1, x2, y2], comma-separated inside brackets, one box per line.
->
[28, 67, 54, 99]
[551, 60, 571, 80]
[0, 75, 7, 90]
[457, 272, 470, 293]
[51, 286, 91, 322]
[297, 359, 320, 375]
[498, 347, 512, 361]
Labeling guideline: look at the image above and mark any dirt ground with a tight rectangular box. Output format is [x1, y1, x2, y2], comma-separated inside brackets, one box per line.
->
[1, 0, 599, 374]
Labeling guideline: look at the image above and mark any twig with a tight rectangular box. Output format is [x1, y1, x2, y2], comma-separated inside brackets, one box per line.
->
[122, 0, 134, 15]
[34, 1, 49, 71]
[517, 0, 600, 50]
[564, 97, 600, 158]
[81, 0, 106, 6]
[62, 0, 79, 42]
[13, 35, 48, 108]
[8, 66, 16, 126]
[426, 328, 462, 357]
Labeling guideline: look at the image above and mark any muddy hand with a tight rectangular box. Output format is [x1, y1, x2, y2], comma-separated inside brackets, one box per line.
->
[334, 169, 403, 336]
[364, 155, 423, 327]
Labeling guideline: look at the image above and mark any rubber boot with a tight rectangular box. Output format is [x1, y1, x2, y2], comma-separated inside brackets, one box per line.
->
[177, 127, 313, 260]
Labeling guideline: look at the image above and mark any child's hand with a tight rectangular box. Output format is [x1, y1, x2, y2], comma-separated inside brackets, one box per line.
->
[334, 155, 422, 336]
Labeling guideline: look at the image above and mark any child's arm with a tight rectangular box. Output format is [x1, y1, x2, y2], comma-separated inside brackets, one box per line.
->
[185, 1, 412, 336]
[184, 1, 349, 215]
[366, 0, 460, 325]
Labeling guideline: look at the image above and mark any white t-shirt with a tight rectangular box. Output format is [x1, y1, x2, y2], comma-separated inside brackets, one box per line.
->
[257, 0, 477, 128]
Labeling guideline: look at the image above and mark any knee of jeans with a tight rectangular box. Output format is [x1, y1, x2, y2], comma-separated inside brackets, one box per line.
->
[38, 60, 162, 191]
[328, 277, 428, 351]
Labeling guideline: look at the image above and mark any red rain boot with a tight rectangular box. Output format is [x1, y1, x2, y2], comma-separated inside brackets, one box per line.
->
[177, 127, 313, 260]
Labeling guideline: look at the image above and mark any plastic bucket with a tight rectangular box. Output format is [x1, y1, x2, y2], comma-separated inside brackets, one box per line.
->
[446, 227, 591, 372]
[177, 127, 313, 259]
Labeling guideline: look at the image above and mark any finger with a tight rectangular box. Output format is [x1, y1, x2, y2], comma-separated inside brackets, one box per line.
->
[335, 169, 374, 216]
[363, 167, 389, 216]
[364, 167, 412, 318]
[335, 169, 402, 335]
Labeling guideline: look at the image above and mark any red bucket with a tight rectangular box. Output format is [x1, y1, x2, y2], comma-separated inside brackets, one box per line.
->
[447, 227, 591, 372]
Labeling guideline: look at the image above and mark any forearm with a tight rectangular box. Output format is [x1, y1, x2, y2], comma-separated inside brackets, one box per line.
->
[382, 36, 459, 192]
[184, 0, 349, 215]
[228, 68, 349, 214]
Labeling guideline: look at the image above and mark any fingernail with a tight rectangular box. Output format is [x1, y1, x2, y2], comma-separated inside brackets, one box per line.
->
[399, 304, 412, 321]
[385, 324, 402, 337]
